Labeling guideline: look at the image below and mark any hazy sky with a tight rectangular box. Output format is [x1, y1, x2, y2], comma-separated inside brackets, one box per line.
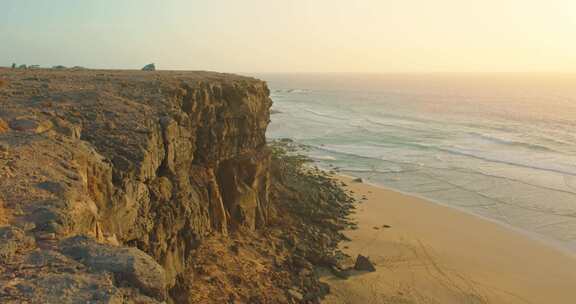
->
[2, 0, 576, 73]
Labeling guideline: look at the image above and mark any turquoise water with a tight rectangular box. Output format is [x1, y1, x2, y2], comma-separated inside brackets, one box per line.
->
[261, 73, 576, 254]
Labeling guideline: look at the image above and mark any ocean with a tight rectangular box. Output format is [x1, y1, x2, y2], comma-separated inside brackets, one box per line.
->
[260, 73, 576, 254]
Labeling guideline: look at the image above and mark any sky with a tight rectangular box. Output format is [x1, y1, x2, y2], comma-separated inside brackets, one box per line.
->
[2, 0, 576, 73]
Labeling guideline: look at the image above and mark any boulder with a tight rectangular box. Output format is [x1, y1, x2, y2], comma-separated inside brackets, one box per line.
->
[142, 63, 156, 71]
[352, 177, 363, 183]
[9, 118, 53, 133]
[354, 254, 376, 272]
[59, 236, 167, 301]
[9, 118, 39, 131]
[288, 288, 304, 301]
[12, 250, 163, 303]
[4, 272, 126, 303]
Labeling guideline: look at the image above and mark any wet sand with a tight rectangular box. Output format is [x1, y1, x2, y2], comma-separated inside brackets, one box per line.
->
[322, 176, 576, 304]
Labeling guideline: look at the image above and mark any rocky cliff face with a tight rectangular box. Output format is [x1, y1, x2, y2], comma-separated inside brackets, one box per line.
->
[0, 69, 274, 302]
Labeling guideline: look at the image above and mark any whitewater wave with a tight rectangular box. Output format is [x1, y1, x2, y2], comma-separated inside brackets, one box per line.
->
[300, 108, 349, 121]
[365, 112, 444, 126]
[310, 155, 337, 161]
[310, 146, 576, 212]
[364, 118, 430, 133]
[273, 88, 310, 94]
[365, 118, 564, 155]
[467, 132, 559, 153]
[339, 168, 405, 174]
[439, 147, 576, 177]
[307, 142, 576, 178]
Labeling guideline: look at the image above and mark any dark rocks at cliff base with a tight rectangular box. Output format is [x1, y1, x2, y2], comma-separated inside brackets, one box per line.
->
[354, 255, 376, 272]
[304, 282, 331, 301]
[268, 140, 358, 301]
[329, 265, 351, 279]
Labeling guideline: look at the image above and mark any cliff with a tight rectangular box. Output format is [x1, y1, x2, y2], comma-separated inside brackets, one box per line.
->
[0, 69, 355, 303]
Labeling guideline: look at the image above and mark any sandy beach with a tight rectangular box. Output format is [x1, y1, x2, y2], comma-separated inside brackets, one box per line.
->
[322, 176, 576, 304]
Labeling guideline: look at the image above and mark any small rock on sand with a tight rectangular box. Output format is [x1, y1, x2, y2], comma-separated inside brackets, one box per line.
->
[354, 254, 376, 272]
[352, 177, 363, 183]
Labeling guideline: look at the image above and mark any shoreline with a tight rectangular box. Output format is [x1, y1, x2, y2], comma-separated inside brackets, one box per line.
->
[321, 175, 576, 304]
[336, 172, 576, 259]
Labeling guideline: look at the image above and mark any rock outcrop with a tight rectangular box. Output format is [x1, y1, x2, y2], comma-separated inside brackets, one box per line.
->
[60, 236, 167, 301]
[0, 69, 273, 302]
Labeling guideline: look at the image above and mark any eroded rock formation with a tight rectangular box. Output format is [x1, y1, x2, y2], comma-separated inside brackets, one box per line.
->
[0, 69, 273, 302]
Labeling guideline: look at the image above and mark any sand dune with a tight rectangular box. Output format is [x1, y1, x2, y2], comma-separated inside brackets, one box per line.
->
[322, 176, 576, 304]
